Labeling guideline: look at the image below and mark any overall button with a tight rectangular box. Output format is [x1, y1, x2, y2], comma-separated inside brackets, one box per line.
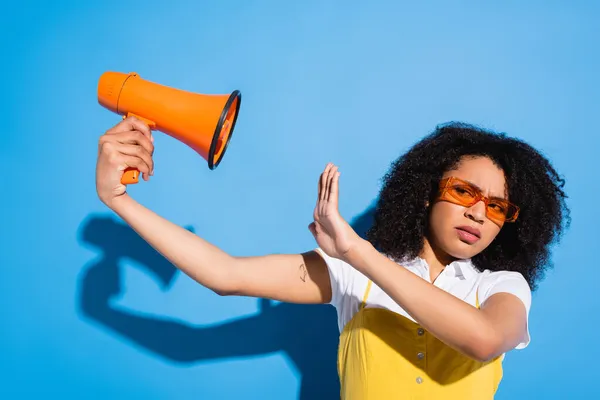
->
[417, 352, 425, 359]
[416, 377, 423, 384]
[417, 328, 425, 336]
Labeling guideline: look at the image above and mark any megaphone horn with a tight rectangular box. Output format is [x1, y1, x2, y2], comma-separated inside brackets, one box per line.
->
[97, 71, 242, 184]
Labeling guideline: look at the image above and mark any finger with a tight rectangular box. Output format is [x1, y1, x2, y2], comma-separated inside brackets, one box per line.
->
[318, 171, 324, 202]
[330, 169, 340, 205]
[325, 164, 336, 202]
[101, 130, 155, 174]
[310, 221, 323, 235]
[323, 165, 330, 201]
[320, 167, 328, 201]
[116, 130, 155, 157]
[107, 116, 153, 142]
[118, 154, 152, 180]
[113, 142, 154, 176]
[320, 170, 330, 215]
[325, 164, 337, 201]
[321, 163, 332, 201]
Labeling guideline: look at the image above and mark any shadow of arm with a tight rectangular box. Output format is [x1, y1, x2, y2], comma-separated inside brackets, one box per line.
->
[78, 262, 285, 365]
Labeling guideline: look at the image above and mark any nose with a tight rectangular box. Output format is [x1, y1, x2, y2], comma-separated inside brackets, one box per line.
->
[465, 200, 486, 224]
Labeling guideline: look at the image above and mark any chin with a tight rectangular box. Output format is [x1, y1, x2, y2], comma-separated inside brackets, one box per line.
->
[442, 239, 484, 260]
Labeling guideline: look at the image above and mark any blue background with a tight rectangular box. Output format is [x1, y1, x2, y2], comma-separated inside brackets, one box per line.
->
[2, 1, 598, 398]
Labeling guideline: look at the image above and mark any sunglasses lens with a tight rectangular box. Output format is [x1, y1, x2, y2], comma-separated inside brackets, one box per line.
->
[447, 185, 478, 204]
[487, 202, 518, 222]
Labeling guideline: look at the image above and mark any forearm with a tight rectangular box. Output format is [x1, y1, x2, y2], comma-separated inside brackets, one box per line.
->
[109, 194, 238, 294]
[344, 239, 499, 361]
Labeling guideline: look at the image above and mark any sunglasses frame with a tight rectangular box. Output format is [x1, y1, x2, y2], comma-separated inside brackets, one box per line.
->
[437, 177, 520, 224]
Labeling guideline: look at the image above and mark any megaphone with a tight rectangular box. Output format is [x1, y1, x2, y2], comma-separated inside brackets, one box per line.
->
[97, 71, 241, 184]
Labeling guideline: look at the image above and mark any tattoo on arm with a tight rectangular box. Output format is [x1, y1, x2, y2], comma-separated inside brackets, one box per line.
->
[299, 263, 308, 282]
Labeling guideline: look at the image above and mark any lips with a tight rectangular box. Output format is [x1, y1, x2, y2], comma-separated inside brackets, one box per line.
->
[455, 226, 481, 244]
[456, 225, 481, 238]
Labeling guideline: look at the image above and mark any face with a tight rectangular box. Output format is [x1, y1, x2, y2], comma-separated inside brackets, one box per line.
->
[427, 156, 512, 260]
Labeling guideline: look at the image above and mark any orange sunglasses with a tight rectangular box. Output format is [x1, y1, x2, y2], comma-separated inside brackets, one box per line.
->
[436, 177, 520, 224]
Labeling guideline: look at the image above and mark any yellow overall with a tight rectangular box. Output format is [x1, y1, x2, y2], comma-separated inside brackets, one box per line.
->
[337, 280, 504, 399]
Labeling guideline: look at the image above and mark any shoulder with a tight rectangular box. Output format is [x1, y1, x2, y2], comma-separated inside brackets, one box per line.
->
[314, 248, 368, 305]
[314, 248, 373, 332]
[477, 269, 532, 312]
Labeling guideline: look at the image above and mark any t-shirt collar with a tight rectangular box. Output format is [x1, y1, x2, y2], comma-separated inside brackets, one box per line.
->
[395, 255, 476, 281]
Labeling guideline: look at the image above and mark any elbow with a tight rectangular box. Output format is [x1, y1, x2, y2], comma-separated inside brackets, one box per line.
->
[471, 347, 498, 363]
[469, 332, 503, 363]
[212, 282, 238, 296]
[213, 287, 235, 296]
[200, 258, 240, 297]
[210, 277, 239, 297]
[212, 260, 242, 296]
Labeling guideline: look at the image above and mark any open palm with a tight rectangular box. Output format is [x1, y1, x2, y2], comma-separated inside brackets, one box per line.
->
[309, 163, 361, 261]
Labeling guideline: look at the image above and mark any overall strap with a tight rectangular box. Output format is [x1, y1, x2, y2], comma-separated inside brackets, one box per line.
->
[359, 280, 373, 310]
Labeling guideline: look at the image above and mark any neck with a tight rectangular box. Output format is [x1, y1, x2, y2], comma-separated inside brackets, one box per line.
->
[420, 237, 456, 281]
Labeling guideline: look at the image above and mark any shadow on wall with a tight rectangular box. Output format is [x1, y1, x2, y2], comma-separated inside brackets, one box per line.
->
[76, 201, 377, 400]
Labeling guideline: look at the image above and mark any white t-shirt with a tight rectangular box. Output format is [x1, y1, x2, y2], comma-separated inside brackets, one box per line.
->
[316, 248, 532, 350]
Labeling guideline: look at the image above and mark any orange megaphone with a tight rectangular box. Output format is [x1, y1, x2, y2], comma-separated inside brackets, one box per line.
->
[97, 71, 241, 184]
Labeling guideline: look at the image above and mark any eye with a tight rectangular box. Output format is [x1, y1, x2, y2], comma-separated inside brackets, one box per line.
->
[451, 185, 476, 197]
[488, 202, 507, 213]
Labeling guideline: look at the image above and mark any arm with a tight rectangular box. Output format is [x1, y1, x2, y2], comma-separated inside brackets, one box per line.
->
[343, 240, 529, 362]
[96, 116, 332, 305]
[310, 163, 529, 362]
[110, 193, 333, 304]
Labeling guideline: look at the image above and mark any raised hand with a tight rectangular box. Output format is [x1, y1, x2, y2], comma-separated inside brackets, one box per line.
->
[309, 163, 362, 261]
[96, 116, 155, 208]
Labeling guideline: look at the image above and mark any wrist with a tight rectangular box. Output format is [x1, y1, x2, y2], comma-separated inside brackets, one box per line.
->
[105, 193, 133, 212]
[341, 236, 372, 267]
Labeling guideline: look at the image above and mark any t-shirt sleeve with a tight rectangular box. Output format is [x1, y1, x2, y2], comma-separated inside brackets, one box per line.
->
[478, 271, 532, 350]
[314, 247, 353, 308]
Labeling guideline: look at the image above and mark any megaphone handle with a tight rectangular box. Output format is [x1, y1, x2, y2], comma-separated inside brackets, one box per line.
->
[121, 112, 157, 185]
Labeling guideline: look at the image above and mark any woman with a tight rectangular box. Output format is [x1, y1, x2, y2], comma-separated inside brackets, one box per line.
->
[95, 119, 569, 399]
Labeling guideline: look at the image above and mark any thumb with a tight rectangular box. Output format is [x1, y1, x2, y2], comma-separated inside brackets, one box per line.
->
[308, 222, 318, 237]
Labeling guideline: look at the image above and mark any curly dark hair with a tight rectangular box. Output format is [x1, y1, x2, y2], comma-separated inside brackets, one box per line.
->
[366, 121, 570, 291]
